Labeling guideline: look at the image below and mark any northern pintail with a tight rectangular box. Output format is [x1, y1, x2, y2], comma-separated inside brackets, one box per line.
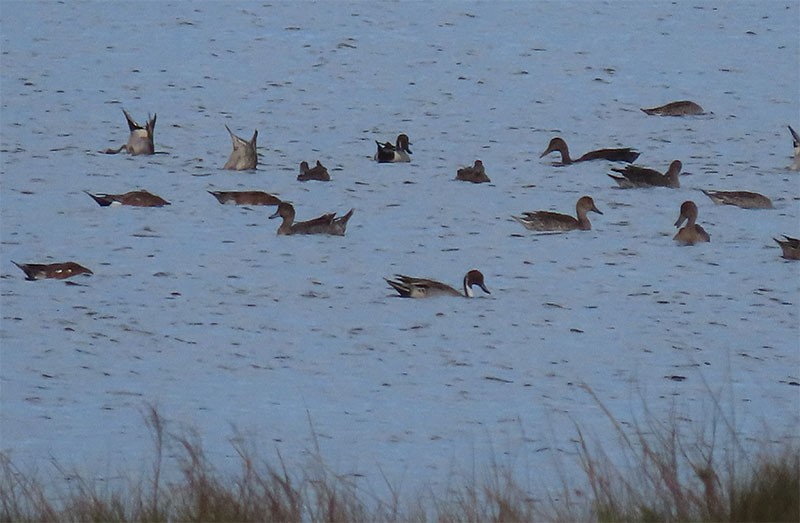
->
[789, 126, 800, 171]
[13, 261, 93, 281]
[297, 160, 331, 181]
[374, 133, 412, 163]
[105, 109, 156, 155]
[608, 160, 682, 189]
[208, 190, 280, 206]
[540, 137, 640, 165]
[774, 235, 800, 260]
[86, 190, 170, 207]
[513, 196, 603, 232]
[673, 201, 710, 245]
[456, 160, 490, 183]
[701, 190, 773, 209]
[385, 269, 490, 298]
[223, 125, 258, 170]
[641, 100, 704, 116]
[269, 201, 353, 236]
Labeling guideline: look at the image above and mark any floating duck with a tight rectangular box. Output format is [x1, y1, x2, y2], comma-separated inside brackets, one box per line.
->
[540, 137, 639, 165]
[608, 160, 682, 189]
[774, 235, 800, 260]
[701, 190, 772, 209]
[269, 201, 353, 236]
[374, 134, 412, 163]
[455, 160, 490, 183]
[385, 269, 490, 298]
[105, 109, 156, 155]
[297, 160, 331, 182]
[673, 201, 710, 245]
[13, 261, 93, 281]
[513, 196, 603, 232]
[641, 100, 704, 116]
[86, 190, 170, 207]
[223, 125, 258, 170]
[208, 190, 280, 206]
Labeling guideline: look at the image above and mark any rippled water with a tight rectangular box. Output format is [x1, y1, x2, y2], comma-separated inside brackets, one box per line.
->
[1, 1, 798, 501]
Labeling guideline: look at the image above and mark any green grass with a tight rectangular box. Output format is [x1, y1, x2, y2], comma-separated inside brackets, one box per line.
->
[2, 394, 797, 523]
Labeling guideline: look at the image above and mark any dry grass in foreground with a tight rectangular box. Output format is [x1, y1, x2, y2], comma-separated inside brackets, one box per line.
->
[1, 393, 797, 522]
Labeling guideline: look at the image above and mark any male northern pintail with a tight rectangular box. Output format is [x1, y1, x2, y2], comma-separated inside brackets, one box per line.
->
[374, 134, 412, 163]
[608, 160, 682, 189]
[13, 261, 93, 281]
[641, 100, 704, 116]
[105, 109, 156, 155]
[297, 160, 331, 181]
[208, 190, 280, 206]
[701, 190, 773, 209]
[456, 160, 490, 183]
[789, 126, 800, 171]
[673, 201, 710, 245]
[774, 235, 800, 260]
[223, 125, 258, 170]
[540, 137, 640, 165]
[385, 269, 490, 298]
[269, 201, 353, 236]
[86, 190, 170, 207]
[513, 196, 603, 232]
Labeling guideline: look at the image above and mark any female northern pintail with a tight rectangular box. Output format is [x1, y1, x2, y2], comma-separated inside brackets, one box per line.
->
[223, 125, 258, 170]
[456, 160, 490, 183]
[673, 201, 710, 245]
[269, 201, 353, 236]
[641, 100, 704, 116]
[13, 261, 93, 281]
[540, 137, 640, 165]
[385, 269, 490, 298]
[374, 134, 412, 163]
[608, 160, 682, 189]
[86, 190, 170, 207]
[701, 190, 773, 209]
[789, 126, 800, 171]
[105, 109, 156, 155]
[297, 160, 330, 181]
[774, 235, 800, 260]
[513, 196, 603, 232]
[208, 190, 280, 206]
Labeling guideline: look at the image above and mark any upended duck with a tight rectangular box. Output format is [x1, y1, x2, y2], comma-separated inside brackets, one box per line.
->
[774, 235, 800, 260]
[673, 201, 710, 245]
[13, 261, 93, 281]
[789, 126, 800, 171]
[608, 160, 682, 189]
[640, 100, 704, 116]
[701, 189, 772, 209]
[86, 190, 170, 207]
[456, 160, 490, 183]
[223, 125, 258, 170]
[297, 160, 330, 181]
[513, 196, 603, 232]
[385, 269, 490, 298]
[105, 109, 156, 155]
[374, 134, 412, 163]
[208, 190, 280, 206]
[540, 137, 640, 165]
[269, 201, 353, 236]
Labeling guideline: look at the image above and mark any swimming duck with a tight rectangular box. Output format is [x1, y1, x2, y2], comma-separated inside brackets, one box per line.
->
[701, 190, 773, 209]
[297, 160, 331, 182]
[385, 269, 490, 298]
[86, 190, 170, 207]
[789, 126, 800, 171]
[608, 160, 682, 189]
[455, 160, 490, 183]
[105, 109, 156, 155]
[540, 137, 640, 165]
[374, 133, 412, 163]
[269, 201, 353, 236]
[13, 261, 93, 281]
[774, 235, 800, 260]
[513, 196, 603, 232]
[208, 190, 280, 206]
[640, 100, 704, 116]
[223, 125, 258, 170]
[673, 201, 710, 245]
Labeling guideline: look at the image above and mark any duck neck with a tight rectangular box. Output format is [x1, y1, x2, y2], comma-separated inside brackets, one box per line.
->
[463, 275, 474, 298]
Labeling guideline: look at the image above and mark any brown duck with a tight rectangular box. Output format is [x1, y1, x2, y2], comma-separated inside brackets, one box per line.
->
[86, 190, 170, 207]
[13, 261, 93, 281]
[608, 160, 682, 189]
[385, 269, 490, 298]
[456, 160, 490, 183]
[269, 201, 353, 236]
[297, 160, 331, 182]
[540, 137, 639, 165]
